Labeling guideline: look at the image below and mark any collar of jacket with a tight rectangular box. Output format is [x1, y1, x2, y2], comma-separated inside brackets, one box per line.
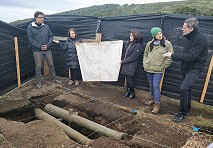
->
[184, 28, 198, 40]
[32, 22, 44, 27]
[68, 37, 79, 41]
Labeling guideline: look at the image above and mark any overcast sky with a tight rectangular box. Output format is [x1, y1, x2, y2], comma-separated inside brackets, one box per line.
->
[0, 0, 182, 23]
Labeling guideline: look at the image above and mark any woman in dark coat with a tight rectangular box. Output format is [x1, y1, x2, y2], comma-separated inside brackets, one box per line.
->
[53, 28, 82, 86]
[120, 30, 143, 99]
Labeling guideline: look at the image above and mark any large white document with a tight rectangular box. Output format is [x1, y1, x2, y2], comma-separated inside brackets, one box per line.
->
[76, 40, 123, 81]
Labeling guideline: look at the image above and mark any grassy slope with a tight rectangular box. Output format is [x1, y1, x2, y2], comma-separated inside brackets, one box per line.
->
[10, 0, 213, 25]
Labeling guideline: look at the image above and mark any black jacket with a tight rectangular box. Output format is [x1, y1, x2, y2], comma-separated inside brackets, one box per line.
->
[27, 22, 53, 52]
[121, 41, 143, 76]
[59, 38, 82, 68]
[172, 29, 208, 74]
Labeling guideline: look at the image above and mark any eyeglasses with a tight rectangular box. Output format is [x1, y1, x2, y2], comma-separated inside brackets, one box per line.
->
[37, 17, 44, 18]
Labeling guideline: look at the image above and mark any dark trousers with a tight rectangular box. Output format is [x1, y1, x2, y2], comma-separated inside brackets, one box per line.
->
[70, 67, 81, 81]
[179, 70, 199, 115]
[125, 75, 134, 87]
[33, 51, 56, 83]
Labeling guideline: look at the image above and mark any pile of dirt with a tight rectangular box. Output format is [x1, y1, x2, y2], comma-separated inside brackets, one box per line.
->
[0, 118, 80, 148]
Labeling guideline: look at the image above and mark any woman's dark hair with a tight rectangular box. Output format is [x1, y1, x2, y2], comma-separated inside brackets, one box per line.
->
[131, 30, 142, 43]
[67, 28, 78, 40]
[150, 37, 166, 51]
[34, 11, 44, 18]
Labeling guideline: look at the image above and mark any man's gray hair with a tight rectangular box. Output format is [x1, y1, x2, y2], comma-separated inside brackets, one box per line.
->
[184, 17, 199, 29]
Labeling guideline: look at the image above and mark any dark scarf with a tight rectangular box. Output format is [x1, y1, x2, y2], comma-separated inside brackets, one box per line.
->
[35, 22, 42, 27]
[150, 37, 166, 52]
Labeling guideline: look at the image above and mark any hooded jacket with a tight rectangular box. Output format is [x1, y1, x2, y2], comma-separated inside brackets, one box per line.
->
[121, 40, 143, 76]
[27, 22, 53, 52]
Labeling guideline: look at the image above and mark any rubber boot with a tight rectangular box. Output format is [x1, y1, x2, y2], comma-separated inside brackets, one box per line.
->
[125, 87, 131, 98]
[127, 87, 135, 99]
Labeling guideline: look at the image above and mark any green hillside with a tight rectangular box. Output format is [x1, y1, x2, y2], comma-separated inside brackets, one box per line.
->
[10, 0, 213, 25]
[55, 0, 213, 16]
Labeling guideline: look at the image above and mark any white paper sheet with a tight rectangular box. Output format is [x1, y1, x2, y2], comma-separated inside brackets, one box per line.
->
[76, 40, 123, 81]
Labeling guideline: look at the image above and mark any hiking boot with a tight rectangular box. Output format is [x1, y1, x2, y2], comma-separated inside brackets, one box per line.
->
[36, 82, 42, 89]
[172, 112, 188, 117]
[145, 97, 155, 106]
[152, 103, 160, 114]
[75, 80, 80, 86]
[173, 112, 185, 122]
[67, 80, 74, 86]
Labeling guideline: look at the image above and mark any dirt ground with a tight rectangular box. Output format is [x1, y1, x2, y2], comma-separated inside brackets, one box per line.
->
[0, 77, 212, 148]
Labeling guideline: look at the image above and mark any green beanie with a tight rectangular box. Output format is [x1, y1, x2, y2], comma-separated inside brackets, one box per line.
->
[151, 27, 162, 38]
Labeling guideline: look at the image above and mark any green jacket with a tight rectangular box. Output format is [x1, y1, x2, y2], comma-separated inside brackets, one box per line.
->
[143, 40, 174, 73]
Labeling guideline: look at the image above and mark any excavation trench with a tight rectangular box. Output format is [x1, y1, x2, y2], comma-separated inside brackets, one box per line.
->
[0, 93, 136, 146]
[1, 81, 212, 148]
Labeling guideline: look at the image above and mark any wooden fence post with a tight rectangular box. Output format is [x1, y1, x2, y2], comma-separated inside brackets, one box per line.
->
[43, 60, 49, 77]
[68, 68, 71, 79]
[96, 33, 102, 42]
[14, 37, 21, 88]
[160, 70, 165, 91]
[200, 53, 213, 103]
[124, 77, 127, 87]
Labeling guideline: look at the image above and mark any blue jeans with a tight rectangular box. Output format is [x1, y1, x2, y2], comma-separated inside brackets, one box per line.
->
[146, 72, 163, 103]
[33, 51, 56, 83]
[179, 70, 199, 115]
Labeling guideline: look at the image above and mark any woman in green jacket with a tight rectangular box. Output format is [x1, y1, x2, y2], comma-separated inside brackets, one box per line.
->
[143, 27, 174, 114]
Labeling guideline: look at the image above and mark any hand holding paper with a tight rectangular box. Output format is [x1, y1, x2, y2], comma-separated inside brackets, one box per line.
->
[162, 52, 173, 58]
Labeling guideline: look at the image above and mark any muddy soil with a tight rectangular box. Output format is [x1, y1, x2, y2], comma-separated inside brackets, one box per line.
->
[0, 78, 212, 148]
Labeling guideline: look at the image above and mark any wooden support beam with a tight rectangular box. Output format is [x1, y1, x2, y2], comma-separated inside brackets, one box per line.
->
[68, 68, 71, 79]
[200, 53, 213, 103]
[160, 70, 165, 91]
[95, 33, 102, 42]
[43, 60, 49, 77]
[14, 37, 21, 88]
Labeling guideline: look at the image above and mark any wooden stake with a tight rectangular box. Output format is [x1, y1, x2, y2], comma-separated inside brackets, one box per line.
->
[43, 60, 49, 77]
[68, 68, 71, 79]
[200, 53, 213, 103]
[14, 37, 21, 88]
[95, 33, 102, 42]
[160, 70, 165, 91]
[124, 77, 127, 87]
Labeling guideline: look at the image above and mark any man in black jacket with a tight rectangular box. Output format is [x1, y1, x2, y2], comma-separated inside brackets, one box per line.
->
[163, 17, 208, 122]
[27, 11, 60, 88]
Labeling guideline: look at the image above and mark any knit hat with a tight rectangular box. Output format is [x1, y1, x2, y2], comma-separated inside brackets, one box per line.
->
[151, 27, 162, 38]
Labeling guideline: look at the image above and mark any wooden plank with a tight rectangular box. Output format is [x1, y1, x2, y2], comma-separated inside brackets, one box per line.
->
[200, 53, 213, 103]
[14, 37, 21, 88]
[68, 68, 71, 79]
[95, 33, 102, 42]
[160, 70, 165, 91]
[124, 77, 127, 87]
[43, 60, 49, 76]
[53, 36, 68, 41]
